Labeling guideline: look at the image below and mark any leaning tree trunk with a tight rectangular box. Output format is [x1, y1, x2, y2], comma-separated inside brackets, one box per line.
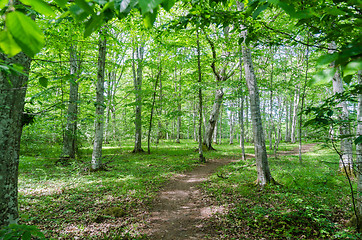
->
[61, 45, 79, 160]
[204, 89, 224, 149]
[329, 42, 353, 174]
[242, 44, 274, 186]
[356, 70, 362, 232]
[132, 45, 144, 153]
[91, 29, 107, 170]
[0, 52, 31, 227]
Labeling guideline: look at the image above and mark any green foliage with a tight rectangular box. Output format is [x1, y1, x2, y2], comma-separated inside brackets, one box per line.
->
[0, 224, 46, 240]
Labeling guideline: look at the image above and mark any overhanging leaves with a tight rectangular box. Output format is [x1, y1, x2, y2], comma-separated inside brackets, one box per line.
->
[6, 11, 44, 58]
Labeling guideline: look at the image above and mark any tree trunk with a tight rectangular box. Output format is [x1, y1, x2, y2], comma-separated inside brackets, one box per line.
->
[329, 42, 353, 173]
[285, 101, 290, 142]
[156, 77, 163, 144]
[91, 29, 107, 170]
[240, 95, 246, 160]
[132, 45, 144, 153]
[197, 29, 205, 162]
[356, 70, 362, 231]
[242, 44, 274, 186]
[204, 89, 224, 149]
[61, 45, 79, 160]
[229, 104, 234, 145]
[147, 60, 161, 154]
[291, 86, 300, 144]
[219, 104, 223, 144]
[0, 52, 31, 227]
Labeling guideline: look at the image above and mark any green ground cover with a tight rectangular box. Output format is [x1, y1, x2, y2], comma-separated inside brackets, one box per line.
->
[14, 140, 360, 239]
[202, 143, 361, 239]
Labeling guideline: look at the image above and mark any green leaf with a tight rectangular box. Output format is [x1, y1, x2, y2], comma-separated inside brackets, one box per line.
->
[277, 1, 295, 16]
[39, 76, 48, 87]
[355, 135, 362, 145]
[161, 0, 175, 11]
[20, 0, 55, 16]
[138, 0, 162, 14]
[343, 75, 352, 84]
[0, 0, 8, 9]
[22, 231, 31, 240]
[84, 13, 104, 38]
[74, 0, 94, 13]
[6, 11, 44, 57]
[343, 59, 362, 77]
[54, 0, 67, 8]
[316, 53, 338, 67]
[69, 4, 89, 21]
[0, 30, 22, 57]
[310, 68, 336, 85]
[252, 3, 269, 19]
[143, 8, 158, 28]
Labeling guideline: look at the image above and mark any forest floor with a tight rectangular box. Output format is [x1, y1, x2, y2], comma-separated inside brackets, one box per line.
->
[137, 143, 317, 239]
[15, 140, 360, 239]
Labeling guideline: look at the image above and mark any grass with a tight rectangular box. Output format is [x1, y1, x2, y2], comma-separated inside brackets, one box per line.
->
[16, 139, 361, 239]
[201, 143, 361, 239]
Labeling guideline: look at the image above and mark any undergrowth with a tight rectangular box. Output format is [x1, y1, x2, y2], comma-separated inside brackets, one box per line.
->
[202, 143, 361, 239]
[17, 140, 360, 239]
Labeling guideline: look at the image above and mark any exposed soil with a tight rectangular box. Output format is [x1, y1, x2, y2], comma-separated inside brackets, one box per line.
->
[138, 143, 317, 239]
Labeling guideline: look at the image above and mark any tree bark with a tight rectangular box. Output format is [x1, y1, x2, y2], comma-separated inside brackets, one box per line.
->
[197, 29, 205, 162]
[61, 45, 79, 160]
[242, 44, 274, 186]
[148, 60, 161, 154]
[132, 45, 144, 153]
[92, 29, 107, 170]
[0, 52, 31, 227]
[291, 85, 300, 144]
[329, 42, 353, 173]
[356, 70, 362, 231]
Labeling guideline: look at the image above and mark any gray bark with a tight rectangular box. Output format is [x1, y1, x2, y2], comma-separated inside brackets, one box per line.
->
[204, 89, 224, 149]
[329, 42, 353, 173]
[0, 52, 31, 226]
[92, 29, 107, 170]
[242, 44, 274, 186]
[356, 70, 362, 231]
[61, 45, 79, 160]
[132, 45, 144, 153]
[285, 101, 290, 142]
[197, 29, 205, 162]
[291, 86, 300, 143]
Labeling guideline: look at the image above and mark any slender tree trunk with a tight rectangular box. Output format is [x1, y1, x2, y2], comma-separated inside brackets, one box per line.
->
[291, 86, 300, 143]
[156, 77, 163, 144]
[229, 104, 234, 144]
[285, 101, 290, 142]
[219, 104, 223, 144]
[197, 29, 205, 162]
[268, 59, 274, 150]
[240, 95, 246, 160]
[299, 38, 310, 164]
[245, 96, 250, 142]
[175, 68, 182, 143]
[132, 45, 144, 153]
[61, 45, 79, 160]
[147, 60, 161, 154]
[0, 52, 31, 227]
[242, 42, 274, 186]
[193, 100, 197, 141]
[91, 29, 107, 170]
[329, 42, 353, 173]
[356, 70, 362, 231]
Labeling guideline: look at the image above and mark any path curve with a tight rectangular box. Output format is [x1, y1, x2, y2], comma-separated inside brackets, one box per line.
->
[138, 143, 317, 239]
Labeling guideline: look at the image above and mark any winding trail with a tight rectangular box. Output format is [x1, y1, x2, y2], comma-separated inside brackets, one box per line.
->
[138, 143, 316, 239]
